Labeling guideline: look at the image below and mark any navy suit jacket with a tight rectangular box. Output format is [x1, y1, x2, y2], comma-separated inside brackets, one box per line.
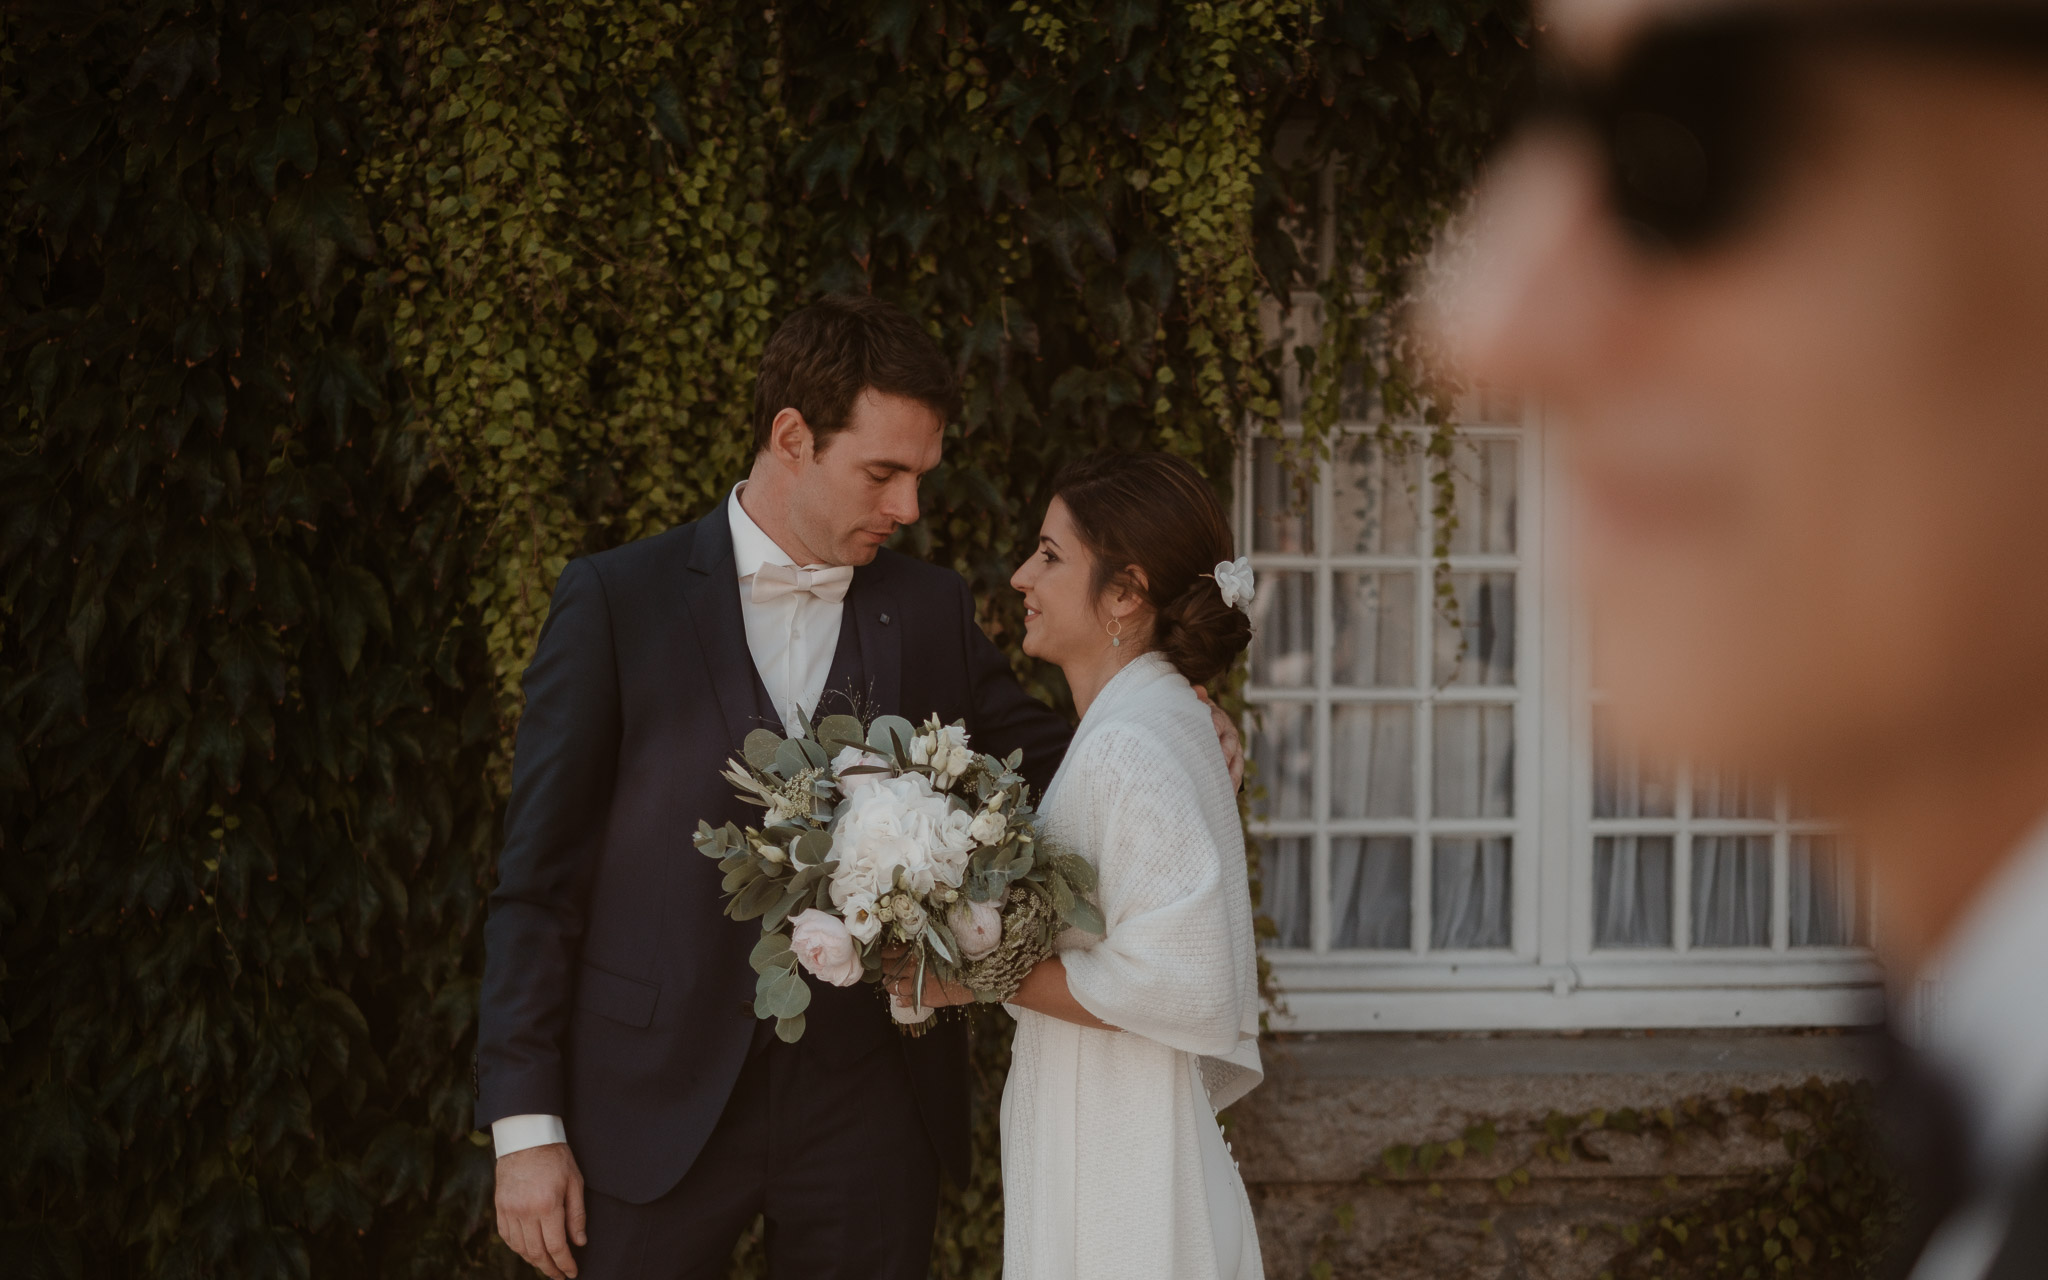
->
[475, 497, 1071, 1203]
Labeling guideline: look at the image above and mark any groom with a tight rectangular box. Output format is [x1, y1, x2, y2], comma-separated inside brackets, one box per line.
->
[478, 295, 1239, 1279]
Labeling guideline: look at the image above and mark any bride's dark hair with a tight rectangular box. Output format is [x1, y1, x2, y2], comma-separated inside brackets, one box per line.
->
[1051, 452, 1251, 687]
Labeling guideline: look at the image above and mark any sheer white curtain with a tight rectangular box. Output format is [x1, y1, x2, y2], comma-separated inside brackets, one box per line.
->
[1261, 837, 1311, 949]
[1595, 836, 1672, 948]
[1331, 837, 1409, 948]
[1592, 725, 1677, 947]
[1432, 838, 1510, 948]
[1790, 835, 1865, 946]
[1692, 835, 1771, 947]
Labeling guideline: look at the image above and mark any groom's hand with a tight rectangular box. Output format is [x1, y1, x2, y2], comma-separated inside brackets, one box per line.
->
[496, 1142, 587, 1279]
[1195, 688, 1245, 789]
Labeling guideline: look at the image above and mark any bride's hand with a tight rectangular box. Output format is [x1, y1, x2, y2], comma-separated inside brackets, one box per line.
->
[879, 943, 976, 1009]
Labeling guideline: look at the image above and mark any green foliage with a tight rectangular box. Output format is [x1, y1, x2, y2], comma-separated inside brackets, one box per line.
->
[1327, 1080, 1901, 1279]
[1, 1, 506, 1275]
[4, 0, 1530, 1274]
[1598, 1082, 1903, 1280]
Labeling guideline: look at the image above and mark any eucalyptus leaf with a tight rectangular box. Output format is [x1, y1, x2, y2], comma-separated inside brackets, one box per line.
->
[774, 1013, 807, 1043]
[730, 874, 783, 921]
[744, 729, 784, 771]
[763, 885, 807, 932]
[793, 829, 833, 867]
[774, 738, 813, 778]
[749, 933, 794, 974]
[1066, 897, 1106, 937]
[1060, 855, 1099, 893]
[797, 737, 829, 769]
[757, 966, 812, 1020]
[867, 714, 916, 757]
[817, 714, 865, 749]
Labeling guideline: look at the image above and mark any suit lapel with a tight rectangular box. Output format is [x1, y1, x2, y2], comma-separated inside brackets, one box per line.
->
[850, 565, 902, 718]
[682, 493, 776, 748]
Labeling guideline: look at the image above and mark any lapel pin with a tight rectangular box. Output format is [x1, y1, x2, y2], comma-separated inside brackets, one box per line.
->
[879, 613, 891, 625]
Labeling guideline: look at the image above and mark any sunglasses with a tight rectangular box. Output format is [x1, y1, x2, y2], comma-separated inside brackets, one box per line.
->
[1528, 2, 2048, 253]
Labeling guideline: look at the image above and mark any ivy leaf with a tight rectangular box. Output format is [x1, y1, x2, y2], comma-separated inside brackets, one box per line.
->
[127, 29, 219, 101]
[648, 79, 692, 153]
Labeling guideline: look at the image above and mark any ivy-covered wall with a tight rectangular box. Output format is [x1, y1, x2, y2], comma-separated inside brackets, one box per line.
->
[1, 1, 1528, 1275]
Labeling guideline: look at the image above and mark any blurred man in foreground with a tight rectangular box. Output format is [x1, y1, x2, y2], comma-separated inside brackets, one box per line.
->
[1438, 2, 2048, 1275]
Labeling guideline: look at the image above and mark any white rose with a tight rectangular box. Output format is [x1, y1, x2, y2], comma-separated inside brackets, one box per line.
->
[947, 897, 1005, 960]
[788, 909, 862, 987]
[909, 734, 933, 766]
[753, 836, 788, 865]
[931, 726, 973, 783]
[840, 894, 882, 945]
[831, 746, 890, 795]
[890, 891, 927, 938]
[968, 807, 1007, 846]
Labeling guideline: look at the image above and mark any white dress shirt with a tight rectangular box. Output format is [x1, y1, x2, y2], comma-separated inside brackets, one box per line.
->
[492, 484, 846, 1159]
[726, 482, 848, 735]
[1907, 817, 2048, 1280]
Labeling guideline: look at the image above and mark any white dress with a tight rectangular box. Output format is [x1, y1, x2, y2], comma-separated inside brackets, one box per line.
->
[1001, 652, 1266, 1280]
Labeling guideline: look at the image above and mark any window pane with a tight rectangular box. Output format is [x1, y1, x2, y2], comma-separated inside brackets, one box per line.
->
[1445, 438, 1519, 554]
[1593, 708, 1675, 818]
[1433, 572, 1517, 687]
[1251, 438, 1313, 554]
[1691, 835, 1772, 947]
[1258, 836, 1312, 949]
[1594, 836, 1673, 948]
[1431, 837, 1512, 949]
[1333, 571, 1416, 687]
[1790, 835, 1866, 947]
[1250, 571, 1316, 688]
[1331, 837, 1411, 949]
[1433, 704, 1514, 818]
[1331, 704, 1415, 818]
[1692, 771, 1773, 820]
[1332, 437, 1419, 555]
[1250, 702, 1314, 821]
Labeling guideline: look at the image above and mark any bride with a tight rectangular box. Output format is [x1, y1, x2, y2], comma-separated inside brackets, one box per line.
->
[887, 451, 1266, 1280]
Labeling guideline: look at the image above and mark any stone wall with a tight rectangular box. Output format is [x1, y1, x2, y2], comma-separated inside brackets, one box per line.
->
[1229, 1031, 1882, 1279]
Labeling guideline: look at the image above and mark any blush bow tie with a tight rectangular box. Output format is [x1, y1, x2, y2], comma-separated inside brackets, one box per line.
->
[749, 561, 854, 605]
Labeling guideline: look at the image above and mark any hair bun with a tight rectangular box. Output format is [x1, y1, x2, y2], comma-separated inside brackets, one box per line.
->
[1155, 575, 1253, 687]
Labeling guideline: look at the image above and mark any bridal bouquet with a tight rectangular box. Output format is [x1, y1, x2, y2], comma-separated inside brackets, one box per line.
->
[694, 713, 1101, 1042]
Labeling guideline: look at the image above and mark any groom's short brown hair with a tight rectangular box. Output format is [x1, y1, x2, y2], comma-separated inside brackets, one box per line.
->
[751, 295, 961, 455]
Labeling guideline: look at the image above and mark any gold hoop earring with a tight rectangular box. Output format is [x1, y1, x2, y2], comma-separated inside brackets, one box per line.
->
[1107, 617, 1123, 648]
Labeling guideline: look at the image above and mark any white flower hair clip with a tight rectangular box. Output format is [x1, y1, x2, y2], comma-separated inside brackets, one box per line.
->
[1205, 557, 1256, 613]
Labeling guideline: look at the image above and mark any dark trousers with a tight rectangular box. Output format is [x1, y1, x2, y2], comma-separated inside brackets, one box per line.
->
[573, 1025, 941, 1280]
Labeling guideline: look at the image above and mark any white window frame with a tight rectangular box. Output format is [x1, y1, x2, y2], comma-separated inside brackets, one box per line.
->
[1244, 406, 1886, 1033]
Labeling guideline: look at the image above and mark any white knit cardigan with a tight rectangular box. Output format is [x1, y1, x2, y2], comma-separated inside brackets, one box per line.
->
[1001, 652, 1265, 1280]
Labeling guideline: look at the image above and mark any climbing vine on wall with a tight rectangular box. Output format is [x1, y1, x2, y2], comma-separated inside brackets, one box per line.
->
[4, 0, 1532, 1275]
[1300, 1079, 1901, 1280]
[1, 2, 506, 1275]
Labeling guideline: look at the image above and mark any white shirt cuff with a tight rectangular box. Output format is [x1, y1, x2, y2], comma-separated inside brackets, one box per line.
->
[492, 1113, 567, 1158]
